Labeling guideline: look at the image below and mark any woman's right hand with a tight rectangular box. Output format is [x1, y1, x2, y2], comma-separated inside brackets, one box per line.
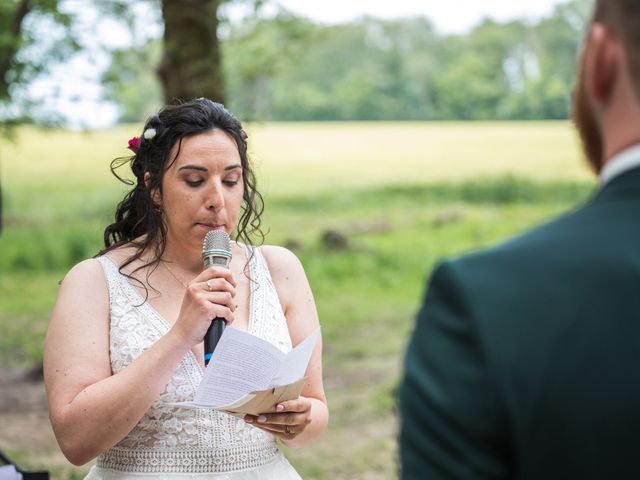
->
[170, 266, 237, 346]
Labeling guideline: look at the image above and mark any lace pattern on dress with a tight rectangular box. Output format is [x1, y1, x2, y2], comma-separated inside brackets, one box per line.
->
[95, 247, 291, 474]
[247, 247, 292, 353]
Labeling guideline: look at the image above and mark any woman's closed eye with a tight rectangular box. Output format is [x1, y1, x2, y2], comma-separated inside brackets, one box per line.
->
[186, 179, 204, 187]
[223, 175, 241, 187]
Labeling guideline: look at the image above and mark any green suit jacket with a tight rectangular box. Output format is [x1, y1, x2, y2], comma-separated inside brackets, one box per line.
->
[400, 167, 640, 479]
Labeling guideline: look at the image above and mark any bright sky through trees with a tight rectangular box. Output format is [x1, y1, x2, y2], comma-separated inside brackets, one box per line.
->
[275, 0, 567, 33]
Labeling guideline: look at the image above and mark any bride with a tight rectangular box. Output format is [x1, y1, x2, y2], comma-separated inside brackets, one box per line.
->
[44, 98, 328, 479]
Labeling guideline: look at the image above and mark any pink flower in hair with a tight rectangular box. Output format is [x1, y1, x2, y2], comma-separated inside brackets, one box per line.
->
[128, 136, 141, 153]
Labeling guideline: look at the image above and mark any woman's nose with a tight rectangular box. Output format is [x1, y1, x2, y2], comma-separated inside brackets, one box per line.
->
[206, 186, 225, 211]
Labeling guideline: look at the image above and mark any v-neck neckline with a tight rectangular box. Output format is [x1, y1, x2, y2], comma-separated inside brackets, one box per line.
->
[101, 248, 256, 374]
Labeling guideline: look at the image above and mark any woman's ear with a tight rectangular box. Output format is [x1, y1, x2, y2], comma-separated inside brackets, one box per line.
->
[144, 172, 162, 209]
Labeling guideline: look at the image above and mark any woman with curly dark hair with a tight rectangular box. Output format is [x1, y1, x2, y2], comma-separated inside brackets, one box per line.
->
[44, 98, 328, 479]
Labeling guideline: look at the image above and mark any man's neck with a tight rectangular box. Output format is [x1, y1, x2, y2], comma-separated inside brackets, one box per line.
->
[601, 95, 640, 167]
[604, 138, 640, 166]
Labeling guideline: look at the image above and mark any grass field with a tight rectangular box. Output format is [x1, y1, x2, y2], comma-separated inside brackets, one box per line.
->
[0, 122, 595, 478]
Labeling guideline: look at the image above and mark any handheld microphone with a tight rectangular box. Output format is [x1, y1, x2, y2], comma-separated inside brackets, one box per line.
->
[202, 230, 232, 366]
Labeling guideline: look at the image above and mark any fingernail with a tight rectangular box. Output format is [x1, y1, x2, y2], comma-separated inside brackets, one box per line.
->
[244, 416, 253, 423]
[276, 404, 284, 412]
[257, 415, 267, 423]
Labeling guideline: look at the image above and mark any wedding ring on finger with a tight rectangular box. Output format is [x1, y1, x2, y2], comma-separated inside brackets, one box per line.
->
[206, 280, 213, 292]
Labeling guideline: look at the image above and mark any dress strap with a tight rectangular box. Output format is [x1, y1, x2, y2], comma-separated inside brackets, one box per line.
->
[96, 255, 121, 309]
[244, 246, 292, 353]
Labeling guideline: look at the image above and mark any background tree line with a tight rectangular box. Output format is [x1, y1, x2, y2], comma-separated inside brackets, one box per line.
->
[1, 0, 593, 127]
[105, 0, 593, 123]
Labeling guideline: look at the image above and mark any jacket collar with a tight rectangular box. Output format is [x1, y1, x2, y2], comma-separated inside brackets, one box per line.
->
[594, 164, 640, 203]
[600, 144, 640, 186]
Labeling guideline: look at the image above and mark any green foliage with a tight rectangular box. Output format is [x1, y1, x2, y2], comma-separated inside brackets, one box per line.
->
[97, 0, 594, 123]
[502, 0, 592, 120]
[223, 10, 317, 120]
[0, 0, 79, 126]
[0, 0, 596, 127]
[221, 1, 591, 121]
[103, 40, 164, 123]
[225, 15, 441, 121]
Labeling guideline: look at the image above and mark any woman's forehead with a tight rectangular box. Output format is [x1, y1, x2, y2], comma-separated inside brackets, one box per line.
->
[170, 130, 241, 167]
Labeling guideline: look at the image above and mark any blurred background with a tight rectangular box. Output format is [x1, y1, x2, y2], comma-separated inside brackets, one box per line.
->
[0, 0, 595, 478]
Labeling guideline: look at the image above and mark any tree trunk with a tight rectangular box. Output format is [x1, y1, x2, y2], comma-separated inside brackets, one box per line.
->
[0, 0, 32, 101]
[0, 0, 33, 235]
[159, 0, 225, 105]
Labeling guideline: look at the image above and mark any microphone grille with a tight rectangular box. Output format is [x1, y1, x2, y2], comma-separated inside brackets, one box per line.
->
[202, 230, 232, 268]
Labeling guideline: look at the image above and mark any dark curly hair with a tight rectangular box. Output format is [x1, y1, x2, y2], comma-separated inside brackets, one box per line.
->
[100, 98, 264, 282]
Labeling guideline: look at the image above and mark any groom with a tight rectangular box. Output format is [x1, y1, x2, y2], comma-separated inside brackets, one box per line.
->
[399, 1, 640, 478]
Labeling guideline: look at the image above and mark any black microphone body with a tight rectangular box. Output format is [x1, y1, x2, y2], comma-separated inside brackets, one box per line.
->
[204, 317, 225, 365]
[202, 230, 232, 366]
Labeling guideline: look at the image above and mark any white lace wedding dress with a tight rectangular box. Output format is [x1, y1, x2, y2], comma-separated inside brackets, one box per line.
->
[84, 247, 302, 479]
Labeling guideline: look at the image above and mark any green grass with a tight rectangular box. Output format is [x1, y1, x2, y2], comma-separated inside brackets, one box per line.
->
[0, 122, 595, 479]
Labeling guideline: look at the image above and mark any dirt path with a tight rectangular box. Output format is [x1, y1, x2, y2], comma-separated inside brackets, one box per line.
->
[0, 366, 84, 476]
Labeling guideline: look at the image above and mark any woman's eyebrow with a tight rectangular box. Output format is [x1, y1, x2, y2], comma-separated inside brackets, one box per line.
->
[177, 163, 242, 172]
[178, 164, 208, 172]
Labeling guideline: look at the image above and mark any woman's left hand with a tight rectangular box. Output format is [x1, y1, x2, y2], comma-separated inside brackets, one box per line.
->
[243, 397, 312, 440]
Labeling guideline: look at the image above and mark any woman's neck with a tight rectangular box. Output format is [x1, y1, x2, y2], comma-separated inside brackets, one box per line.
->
[161, 246, 203, 274]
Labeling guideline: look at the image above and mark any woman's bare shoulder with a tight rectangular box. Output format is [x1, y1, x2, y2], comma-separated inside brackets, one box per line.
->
[63, 258, 104, 283]
[259, 245, 304, 275]
[56, 258, 109, 311]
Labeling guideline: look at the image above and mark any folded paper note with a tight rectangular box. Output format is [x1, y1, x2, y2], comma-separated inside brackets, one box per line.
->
[173, 326, 320, 416]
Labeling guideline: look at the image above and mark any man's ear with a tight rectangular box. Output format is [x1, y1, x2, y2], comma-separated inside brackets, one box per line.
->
[585, 23, 620, 102]
[144, 172, 161, 208]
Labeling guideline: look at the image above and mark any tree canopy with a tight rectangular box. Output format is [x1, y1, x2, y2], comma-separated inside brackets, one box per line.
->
[0, 0, 78, 128]
[224, 0, 592, 121]
[2, 0, 594, 125]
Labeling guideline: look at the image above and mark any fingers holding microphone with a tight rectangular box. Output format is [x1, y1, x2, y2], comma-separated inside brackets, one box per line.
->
[201, 268, 237, 315]
[173, 266, 237, 345]
[194, 265, 237, 321]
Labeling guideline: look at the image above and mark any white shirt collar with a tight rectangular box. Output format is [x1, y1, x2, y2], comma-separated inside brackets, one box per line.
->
[600, 143, 640, 186]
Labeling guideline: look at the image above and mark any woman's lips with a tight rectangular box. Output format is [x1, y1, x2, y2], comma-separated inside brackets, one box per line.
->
[198, 223, 225, 231]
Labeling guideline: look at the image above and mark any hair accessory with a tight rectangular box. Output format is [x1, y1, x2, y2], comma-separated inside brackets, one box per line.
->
[241, 129, 248, 141]
[143, 128, 157, 140]
[127, 136, 141, 153]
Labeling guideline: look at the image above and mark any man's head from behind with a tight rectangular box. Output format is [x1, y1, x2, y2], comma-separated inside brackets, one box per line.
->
[573, 0, 640, 173]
